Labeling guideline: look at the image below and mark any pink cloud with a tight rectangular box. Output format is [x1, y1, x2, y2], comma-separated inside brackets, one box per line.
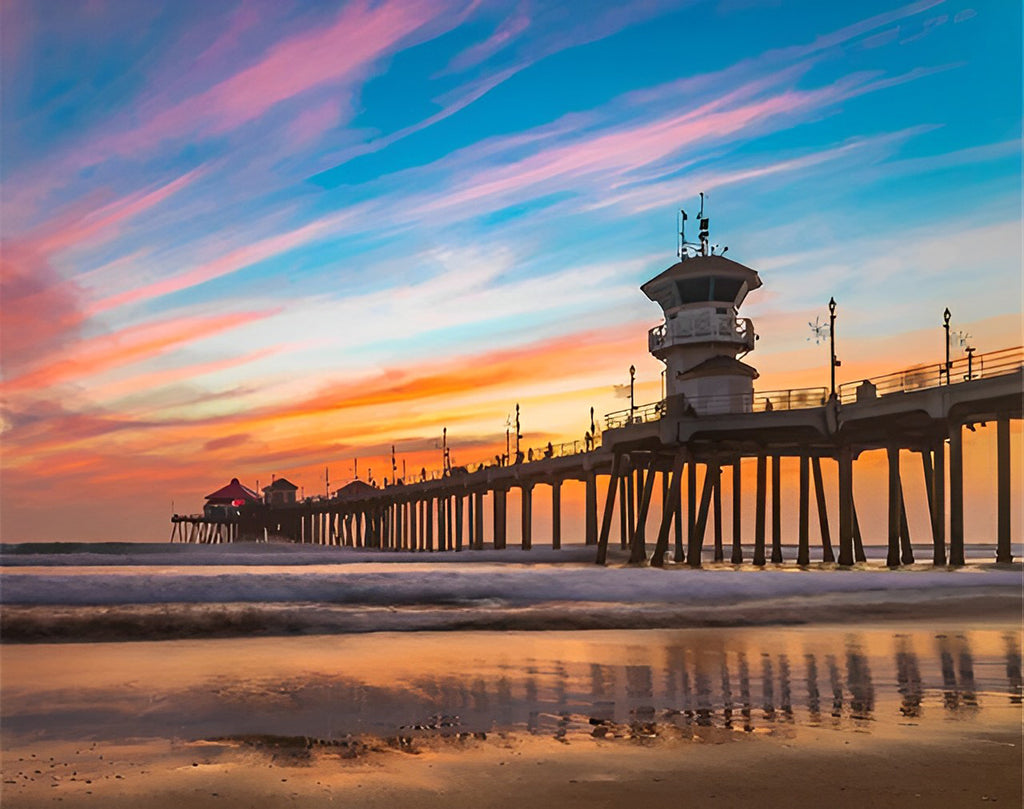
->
[86, 0, 457, 162]
[446, 6, 531, 73]
[421, 81, 847, 217]
[286, 95, 350, 148]
[30, 169, 202, 255]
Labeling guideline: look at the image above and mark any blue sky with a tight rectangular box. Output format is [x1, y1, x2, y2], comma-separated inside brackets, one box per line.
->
[1, 0, 1020, 540]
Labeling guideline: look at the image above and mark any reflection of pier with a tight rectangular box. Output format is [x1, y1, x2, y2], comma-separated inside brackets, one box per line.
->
[171, 227, 1021, 567]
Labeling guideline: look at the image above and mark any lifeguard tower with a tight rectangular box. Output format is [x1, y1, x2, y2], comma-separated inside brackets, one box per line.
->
[642, 195, 761, 415]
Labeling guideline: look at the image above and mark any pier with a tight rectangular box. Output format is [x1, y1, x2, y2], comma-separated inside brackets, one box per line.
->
[171, 212, 1022, 567]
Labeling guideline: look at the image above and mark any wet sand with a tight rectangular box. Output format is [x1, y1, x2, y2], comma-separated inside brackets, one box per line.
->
[3, 609, 1021, 808]
[2, 723, 1020, 808]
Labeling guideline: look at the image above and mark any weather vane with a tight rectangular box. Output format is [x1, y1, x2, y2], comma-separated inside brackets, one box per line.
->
[808, 315, 829, 345]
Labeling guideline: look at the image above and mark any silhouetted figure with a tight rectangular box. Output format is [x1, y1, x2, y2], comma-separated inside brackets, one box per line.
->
[420, 467, 427, 482]
[544, 442, 553, 459]
[515, 450, 524, 464]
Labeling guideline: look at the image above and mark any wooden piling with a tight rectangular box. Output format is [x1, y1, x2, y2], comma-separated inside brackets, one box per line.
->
[731, 460, 743, 564]
[688, 462, 716, 568]
[811, 456, 835, 563]
[652, 453, 685, 567]
[887, 445, 901, 567]
[629, 456, 658, 564]
[625, 462, 636, 551]
[838, 447, 855, 566]
[899, 483, 914, 564]
[798, 453, 810, 566]
[551, 480, 562, 550]
[770, 454, 782, 564]
[930, 441, 946, 565]
[596, 454, 624, 565]
[712, 461, 723, 562]
[474, 491, 485, 550]
[753, 454, 767, 566]
[585, 474, 598, 546]
[949, 423, 965, 566]
[493, 489, 507, 550]
[455, 495, 465, 552]
[521, 484, 533, 550]
[997, 416, 1012, 562]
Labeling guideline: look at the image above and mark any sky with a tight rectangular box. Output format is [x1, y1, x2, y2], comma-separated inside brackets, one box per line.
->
[1, 0, 1021, 542]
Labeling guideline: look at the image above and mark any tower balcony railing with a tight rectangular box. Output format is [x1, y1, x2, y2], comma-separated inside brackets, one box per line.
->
[649, 313, 755, 353]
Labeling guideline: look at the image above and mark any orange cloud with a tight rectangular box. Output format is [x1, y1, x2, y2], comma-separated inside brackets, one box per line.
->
[2, 309, 277, 394]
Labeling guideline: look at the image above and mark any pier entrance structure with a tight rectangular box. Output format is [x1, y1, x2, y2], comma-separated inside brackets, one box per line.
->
[170, 210, 1022, 568]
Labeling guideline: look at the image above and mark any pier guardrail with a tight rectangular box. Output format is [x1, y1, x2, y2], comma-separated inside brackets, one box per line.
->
[838, 346, 1023, 405]
[604, 386, 828, 428]
[605, 400, 668, 429]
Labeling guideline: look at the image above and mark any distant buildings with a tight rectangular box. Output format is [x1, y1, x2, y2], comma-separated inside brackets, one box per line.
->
[262, 477, 298, 506]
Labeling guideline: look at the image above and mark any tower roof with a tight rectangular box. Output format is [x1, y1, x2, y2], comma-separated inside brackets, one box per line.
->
[205, 478, 260, 503]
[642, 254, 762, 311]
[333, 479, 377, 500]
[263, 477, 298, 492]
[678, 355, 760, 380]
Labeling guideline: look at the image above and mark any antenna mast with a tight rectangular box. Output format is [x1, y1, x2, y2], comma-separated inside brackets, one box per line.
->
[678, 192, 718, 259]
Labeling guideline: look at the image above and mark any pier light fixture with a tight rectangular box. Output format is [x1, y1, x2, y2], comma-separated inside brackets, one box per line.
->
[629, 365, 636, 418]
[828, 297, 841, 400]
[943, 307, 952, 383]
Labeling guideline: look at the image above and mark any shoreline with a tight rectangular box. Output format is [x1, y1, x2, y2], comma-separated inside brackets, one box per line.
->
[2, 586, 1020, 643]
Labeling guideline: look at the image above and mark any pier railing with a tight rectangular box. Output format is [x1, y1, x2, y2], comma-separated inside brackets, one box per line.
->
[604, 400, 667, 429]
[604, 386, 828, 428]
[838, 346, 1023, 404]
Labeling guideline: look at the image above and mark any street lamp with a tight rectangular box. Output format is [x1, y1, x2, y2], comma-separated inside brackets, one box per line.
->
[515, 403, 521, 458]
[828, 297, 840, 400]
[629, 365, 636, 419]
[943, 307, 952, 384]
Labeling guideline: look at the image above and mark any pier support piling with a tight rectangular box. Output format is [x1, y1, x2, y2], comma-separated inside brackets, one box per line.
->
[997, 416, 1012, 563]
[798, 453, 810, 566]
[753, 454, 767, 566]
[949, 423, 965, 566]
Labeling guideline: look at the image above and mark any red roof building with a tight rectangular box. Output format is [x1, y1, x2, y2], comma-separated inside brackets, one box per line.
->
[203, 479, 260, 509]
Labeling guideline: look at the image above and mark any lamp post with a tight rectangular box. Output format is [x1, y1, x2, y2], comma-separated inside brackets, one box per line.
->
[515, 403, 521, 458]
[629, 365, 636, 420]
[943, 308, 952, 384]
[828, 297, 839, 400]
[441, 428, 449, 475]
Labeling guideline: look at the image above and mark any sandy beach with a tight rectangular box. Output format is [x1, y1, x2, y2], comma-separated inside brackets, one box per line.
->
[3, 598, 1021, 808]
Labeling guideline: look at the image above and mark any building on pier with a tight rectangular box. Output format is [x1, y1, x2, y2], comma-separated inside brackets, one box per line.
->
[262, 477, 298, 506]
[642, 201, 762, 416]
[203, 477, 259, 519]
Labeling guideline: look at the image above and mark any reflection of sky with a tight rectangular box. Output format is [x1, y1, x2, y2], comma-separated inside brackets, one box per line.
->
[1, 1, 1021, 541]
[2, 626, 1020, 745]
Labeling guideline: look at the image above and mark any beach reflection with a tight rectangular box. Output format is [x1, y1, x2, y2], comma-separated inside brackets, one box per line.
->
[2, 624, 1021, 755]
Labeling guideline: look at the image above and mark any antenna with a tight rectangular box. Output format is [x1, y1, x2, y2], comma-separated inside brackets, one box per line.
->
[698, 192, 709, 257]
[678, 194, 715, 259]
[678, 209, 688, 260]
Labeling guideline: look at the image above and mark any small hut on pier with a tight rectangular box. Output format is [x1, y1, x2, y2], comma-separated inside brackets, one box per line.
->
[262, 477, 298, 506]
[204, 477, 259, 519]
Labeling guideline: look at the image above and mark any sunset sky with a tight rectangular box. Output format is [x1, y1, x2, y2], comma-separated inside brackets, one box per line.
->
[1, 0, 1021, 542]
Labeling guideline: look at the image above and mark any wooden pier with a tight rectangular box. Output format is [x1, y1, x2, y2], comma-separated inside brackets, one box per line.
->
[172, 346, 1021, 567]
